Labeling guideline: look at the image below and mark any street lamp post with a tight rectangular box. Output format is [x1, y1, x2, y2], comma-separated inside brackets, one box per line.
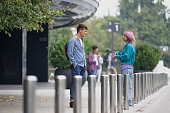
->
[108, 21, 120, 51]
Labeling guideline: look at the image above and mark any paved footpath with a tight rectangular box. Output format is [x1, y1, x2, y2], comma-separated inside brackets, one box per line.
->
[0, 79, 170, 113]
[124, 79, 170, 113]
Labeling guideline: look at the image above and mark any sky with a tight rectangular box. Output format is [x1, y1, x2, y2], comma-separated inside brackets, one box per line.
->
[95, 0, 170, 18]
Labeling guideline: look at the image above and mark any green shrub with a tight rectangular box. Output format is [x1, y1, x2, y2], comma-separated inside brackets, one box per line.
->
[48, 37, 92, 69]
[134, 42, 162, 70]
[161, 50, 170, 67]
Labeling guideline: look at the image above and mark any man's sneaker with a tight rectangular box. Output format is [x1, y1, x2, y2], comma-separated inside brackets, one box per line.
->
[69, 100, 74, 108]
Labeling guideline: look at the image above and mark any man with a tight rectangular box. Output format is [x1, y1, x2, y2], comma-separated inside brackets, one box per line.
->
[104, 48, 117, 75]
[67, 24, 88, 108]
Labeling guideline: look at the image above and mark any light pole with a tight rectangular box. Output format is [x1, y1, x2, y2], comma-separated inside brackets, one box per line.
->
[108, 21, 120, 51]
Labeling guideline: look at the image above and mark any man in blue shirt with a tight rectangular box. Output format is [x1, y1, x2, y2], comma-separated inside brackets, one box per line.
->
[67, 24, 88, 108]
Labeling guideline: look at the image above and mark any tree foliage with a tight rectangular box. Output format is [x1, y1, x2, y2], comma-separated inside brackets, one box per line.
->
[119, 0, 170, 47]
[48, 37, 70, 69]
[48, 30, 93, 69]
[83, 16, 138, 52]
[0, 0, 65, 36]
[161, 50, 170, 67]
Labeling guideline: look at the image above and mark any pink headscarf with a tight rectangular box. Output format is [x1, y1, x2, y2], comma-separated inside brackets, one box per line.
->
[123, 31, 136, 46]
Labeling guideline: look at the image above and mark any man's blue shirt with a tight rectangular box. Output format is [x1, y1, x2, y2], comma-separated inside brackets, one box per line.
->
[67, 36, 86, 67]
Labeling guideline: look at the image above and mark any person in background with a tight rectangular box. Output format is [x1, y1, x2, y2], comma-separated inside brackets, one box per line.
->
[113, 31, 136, 106]
[67, 24, 88, 108]
[104, 48, 117, 75]
[88, 46, 100, 78]
[97, 53, 103, 83]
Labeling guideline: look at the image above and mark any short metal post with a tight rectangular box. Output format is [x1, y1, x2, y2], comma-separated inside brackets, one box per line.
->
[138, 73, 141, 102]
[131, 74, 134, 107]
[117, 74, 123, 113]
[142, 73, 145, 100]
[124, 74, 129, 110]
[151, 73, 153, 94]
[101, 75, 109, 113]
[110, 74, 117, 113]
[73, 76, 82, 113]
[146, 72, 148, 97]
[141, 73, 144, 100]
[24, 76, 37, 113]
[148, 73, 151, 96]
[88, 75, 96, 113]
[134, 73, 138, 104]
[55, 75, 66, 113]
[145, 73, 147, 97]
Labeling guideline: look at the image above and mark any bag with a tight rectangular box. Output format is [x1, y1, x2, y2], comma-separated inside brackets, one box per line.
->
[65, 37, 76, 61]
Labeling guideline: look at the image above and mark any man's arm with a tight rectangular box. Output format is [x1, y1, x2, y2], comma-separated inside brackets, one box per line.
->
[67, 38, 77, 67]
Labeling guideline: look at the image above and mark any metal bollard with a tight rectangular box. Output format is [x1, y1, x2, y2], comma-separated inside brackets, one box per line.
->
[138, 73, 141, 102]
[131, 74, 134, 107]
[24, 76, 37, 113]
[55, 75, 66, 113]
[148, 72, 151, 96]
[142, 73, 145, 100]
[117, 74, 123, 113]
[137, 73, 140, 102]
[134, 73, 138, 104]
[145, 72, 147, 97]
[110, 74, 117, 113]
[101, 75, 109, 113]
[145, 72, 149, 97]
[88, 75, 96, 113]
[73, 76, 82, 113]
[140, 73, 144, 100]
[124, 74, 129, 110]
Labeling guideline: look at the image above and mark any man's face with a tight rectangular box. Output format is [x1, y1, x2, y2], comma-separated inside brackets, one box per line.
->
[80, 29, 87, 37]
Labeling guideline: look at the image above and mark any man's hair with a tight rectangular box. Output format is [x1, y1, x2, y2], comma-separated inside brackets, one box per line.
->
[77, 24, 88, 33]
[92, 45, 98, 50]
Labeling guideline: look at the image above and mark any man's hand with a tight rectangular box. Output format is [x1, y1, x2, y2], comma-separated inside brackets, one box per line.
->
[97, 54, 101, 58]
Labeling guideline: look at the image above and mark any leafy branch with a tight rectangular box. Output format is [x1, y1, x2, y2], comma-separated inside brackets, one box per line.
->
[0, 0, 66, 36]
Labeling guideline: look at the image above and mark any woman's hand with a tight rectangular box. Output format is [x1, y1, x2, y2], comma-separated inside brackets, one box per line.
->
[113, 53, 117, 58]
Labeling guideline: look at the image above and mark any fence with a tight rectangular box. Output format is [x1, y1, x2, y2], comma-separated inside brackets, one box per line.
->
[23, 72, 168, 113]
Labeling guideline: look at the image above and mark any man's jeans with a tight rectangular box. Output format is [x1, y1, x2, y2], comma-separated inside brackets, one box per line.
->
[122, 68, 133, 105]
[70, 65, 87, 101]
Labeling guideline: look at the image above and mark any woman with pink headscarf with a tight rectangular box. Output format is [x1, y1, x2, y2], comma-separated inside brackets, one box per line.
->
[113, 31, 136, 106]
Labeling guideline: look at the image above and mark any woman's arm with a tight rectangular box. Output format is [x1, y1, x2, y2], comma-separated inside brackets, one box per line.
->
[116, 45, 134, 61]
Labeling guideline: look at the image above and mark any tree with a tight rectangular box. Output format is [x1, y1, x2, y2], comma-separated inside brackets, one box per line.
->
[48, 33, 93, 69]
[49, 27, 72, 45]
[134, 3, 169, 46]
[161, 50, 170, 67]
[119, 0, 140, 21]
[119, 0, 169, 46]
[0, 0, 65, 36]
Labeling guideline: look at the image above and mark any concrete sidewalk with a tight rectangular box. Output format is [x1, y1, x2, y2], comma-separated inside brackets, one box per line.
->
[0, 80, 170, 113]
[124, 80, 170, 113]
